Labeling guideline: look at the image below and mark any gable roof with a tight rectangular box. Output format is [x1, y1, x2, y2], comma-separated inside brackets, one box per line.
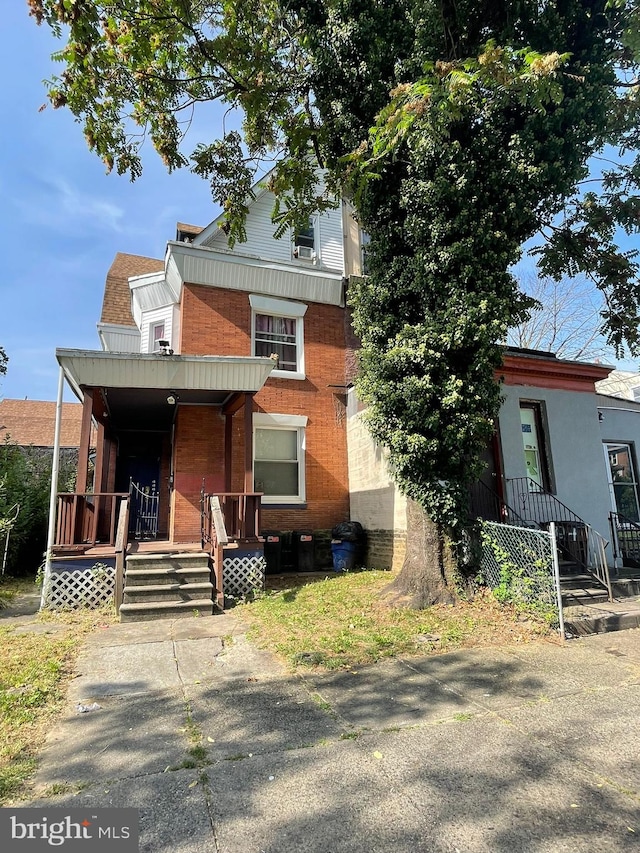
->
[0, 399, 88, 448]
[100, 252, 164, 327]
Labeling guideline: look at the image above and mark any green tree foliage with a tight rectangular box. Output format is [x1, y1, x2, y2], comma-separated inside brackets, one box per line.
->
[0, 346, 7, 376]
[0, 444, 76, 577]
[28, 1, 640, 602]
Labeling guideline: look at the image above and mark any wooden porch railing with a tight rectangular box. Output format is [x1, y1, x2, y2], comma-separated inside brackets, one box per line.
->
[55, 492, 130, 548]
[201, 492, 263, 551]
[114, 496, 130, 615]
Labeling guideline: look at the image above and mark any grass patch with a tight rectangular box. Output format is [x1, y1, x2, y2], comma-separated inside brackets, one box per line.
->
[0, 597, 116, 804]
[236, 570, 552, 671]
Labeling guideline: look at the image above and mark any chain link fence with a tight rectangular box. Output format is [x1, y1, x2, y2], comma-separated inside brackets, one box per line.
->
[479, 520, 561, 630]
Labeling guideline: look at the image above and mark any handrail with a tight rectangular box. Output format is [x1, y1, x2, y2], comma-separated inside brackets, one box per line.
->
[506, 477, 612, 599]
[468, 480, 533, 528]
[114, 496, 130, 615]
[585, 525, 613, 601]
[201, 491, 263, 552]
[609, 510, 640, 570]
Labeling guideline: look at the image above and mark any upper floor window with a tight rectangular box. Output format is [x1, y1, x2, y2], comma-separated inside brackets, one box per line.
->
[249, 295, 307, 380]
[293, 218, 316, 261]
[151, 322, 166, 353]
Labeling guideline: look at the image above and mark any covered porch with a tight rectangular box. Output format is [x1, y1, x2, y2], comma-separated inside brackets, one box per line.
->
[42, 349, 276, 615]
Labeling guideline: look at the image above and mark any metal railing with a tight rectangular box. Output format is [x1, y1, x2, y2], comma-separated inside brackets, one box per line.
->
[130, 480, 159, 540]
[201, 491, 263, 551]
[469, 480, 531, 527]
[55, 492, 129, 548]
[609, 511, 640, 570]
[505, 477, 612, 599]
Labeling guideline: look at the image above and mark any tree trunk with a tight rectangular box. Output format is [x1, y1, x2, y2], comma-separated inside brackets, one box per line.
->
[382, 498, 458, 608]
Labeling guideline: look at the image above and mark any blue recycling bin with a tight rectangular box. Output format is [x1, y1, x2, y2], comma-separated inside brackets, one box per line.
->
[331, 539, 357, 572]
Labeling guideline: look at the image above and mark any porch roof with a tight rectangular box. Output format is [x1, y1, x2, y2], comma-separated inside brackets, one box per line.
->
[57, 349, 275, 429]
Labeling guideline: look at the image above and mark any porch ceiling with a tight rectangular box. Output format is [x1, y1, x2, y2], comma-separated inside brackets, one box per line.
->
[57, 349, 276, 430]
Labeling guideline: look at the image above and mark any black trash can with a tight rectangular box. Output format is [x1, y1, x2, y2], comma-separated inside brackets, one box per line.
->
[262, 531, 282, 575]
[331, 521, 366, 567]
[293, 530, 315, 572]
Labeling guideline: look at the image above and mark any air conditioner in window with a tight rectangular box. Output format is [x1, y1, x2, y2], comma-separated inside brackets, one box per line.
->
[294, 245, 315, 260]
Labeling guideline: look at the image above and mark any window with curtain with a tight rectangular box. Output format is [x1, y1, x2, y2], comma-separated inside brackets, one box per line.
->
[254, 313, 298, 372]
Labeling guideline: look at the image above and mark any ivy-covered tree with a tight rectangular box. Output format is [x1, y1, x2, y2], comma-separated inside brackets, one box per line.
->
[28, 1, 640, 605]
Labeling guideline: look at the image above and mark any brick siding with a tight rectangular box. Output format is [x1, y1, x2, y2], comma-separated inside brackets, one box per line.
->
[171, 284, 350, 542]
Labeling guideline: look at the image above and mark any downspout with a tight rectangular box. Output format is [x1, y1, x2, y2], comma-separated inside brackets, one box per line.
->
[41, 365, 65, 610]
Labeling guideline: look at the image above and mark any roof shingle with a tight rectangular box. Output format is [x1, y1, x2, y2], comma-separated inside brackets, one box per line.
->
[100, 252, 163, 327]
[0, 399, 88, 448]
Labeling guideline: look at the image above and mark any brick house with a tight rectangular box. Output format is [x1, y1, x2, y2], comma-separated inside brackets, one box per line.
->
[46, 181, 367, 616]
[0, 398, 86, 451]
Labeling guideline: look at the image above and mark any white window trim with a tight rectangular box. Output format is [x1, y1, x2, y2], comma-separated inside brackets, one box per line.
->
[150, 321, 167, 353]
[249, 295, 307, 380]
[291, 215, 319, 264]
[253, 413, 308, 505]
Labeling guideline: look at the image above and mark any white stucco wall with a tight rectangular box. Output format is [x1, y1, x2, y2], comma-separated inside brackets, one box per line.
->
[346, 397, 407, 533]
[498, 385, 612, 541]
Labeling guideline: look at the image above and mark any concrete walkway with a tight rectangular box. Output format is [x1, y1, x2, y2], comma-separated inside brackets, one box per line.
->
[8, 608, 640, 852]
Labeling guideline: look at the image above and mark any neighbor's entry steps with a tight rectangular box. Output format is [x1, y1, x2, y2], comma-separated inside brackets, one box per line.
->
[119, 551, 214, 622]
[560, 571, 640, 637]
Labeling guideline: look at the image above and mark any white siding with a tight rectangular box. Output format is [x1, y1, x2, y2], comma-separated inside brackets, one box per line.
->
[140, 305, 176, 353]
[97, 323, 141, 353]
[202, 188, 345, 272]
[204, 190, 293, 262]
[318, 207, 344, 272]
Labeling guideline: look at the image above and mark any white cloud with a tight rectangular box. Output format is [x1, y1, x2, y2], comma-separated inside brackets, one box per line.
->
[15, 176, 125, 234]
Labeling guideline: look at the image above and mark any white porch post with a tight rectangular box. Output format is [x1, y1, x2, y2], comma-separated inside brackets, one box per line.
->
[41, 365, 65, 610]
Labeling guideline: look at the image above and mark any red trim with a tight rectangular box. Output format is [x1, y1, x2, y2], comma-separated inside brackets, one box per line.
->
[499, 353, 612, 392]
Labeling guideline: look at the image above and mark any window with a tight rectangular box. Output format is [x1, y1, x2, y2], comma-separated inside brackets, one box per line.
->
[605, 442, 640, 521]
[519, 402, 553, 491]
[151, 322, 166, 353]
[293, 218, 316, 260]
[249, 295, 307, 380]
[253, 413, 307, 504]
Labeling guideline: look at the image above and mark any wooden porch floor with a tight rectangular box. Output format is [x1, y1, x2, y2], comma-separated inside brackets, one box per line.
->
[52, 540, 207, 560]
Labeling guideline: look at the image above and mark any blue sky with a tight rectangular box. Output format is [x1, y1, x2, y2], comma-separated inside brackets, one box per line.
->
[1, 5, 638, 405]
[0, 5, 224, 402]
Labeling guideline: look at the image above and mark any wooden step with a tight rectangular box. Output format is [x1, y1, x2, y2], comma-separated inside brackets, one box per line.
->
[123, 582, 214, 604]
[124, 566, 212, 587]
[125, 551, 210, 572]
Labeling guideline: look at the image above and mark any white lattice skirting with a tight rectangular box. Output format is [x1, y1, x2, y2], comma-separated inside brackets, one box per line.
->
[43, 566, 116, 611]
[223, 555, 266, 599]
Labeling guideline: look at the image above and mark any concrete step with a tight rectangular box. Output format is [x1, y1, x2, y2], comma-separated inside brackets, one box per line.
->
[562, 588, 611, 607]
[611, 578, 640, 598]
[123, 582, 214, 604]
[119, 599, 214, 622]
[124, 567, 212, 587]
[564, 608, 640, 637]
[125, 552, 210, 572]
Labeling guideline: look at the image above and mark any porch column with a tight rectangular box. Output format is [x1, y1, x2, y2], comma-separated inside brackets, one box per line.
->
[41, 365, 65, 610]
[224, 413, 233, 492]
[76, 389, 94, 494]
[244, 392, 253, 494]
[93, 420, 106, 493]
